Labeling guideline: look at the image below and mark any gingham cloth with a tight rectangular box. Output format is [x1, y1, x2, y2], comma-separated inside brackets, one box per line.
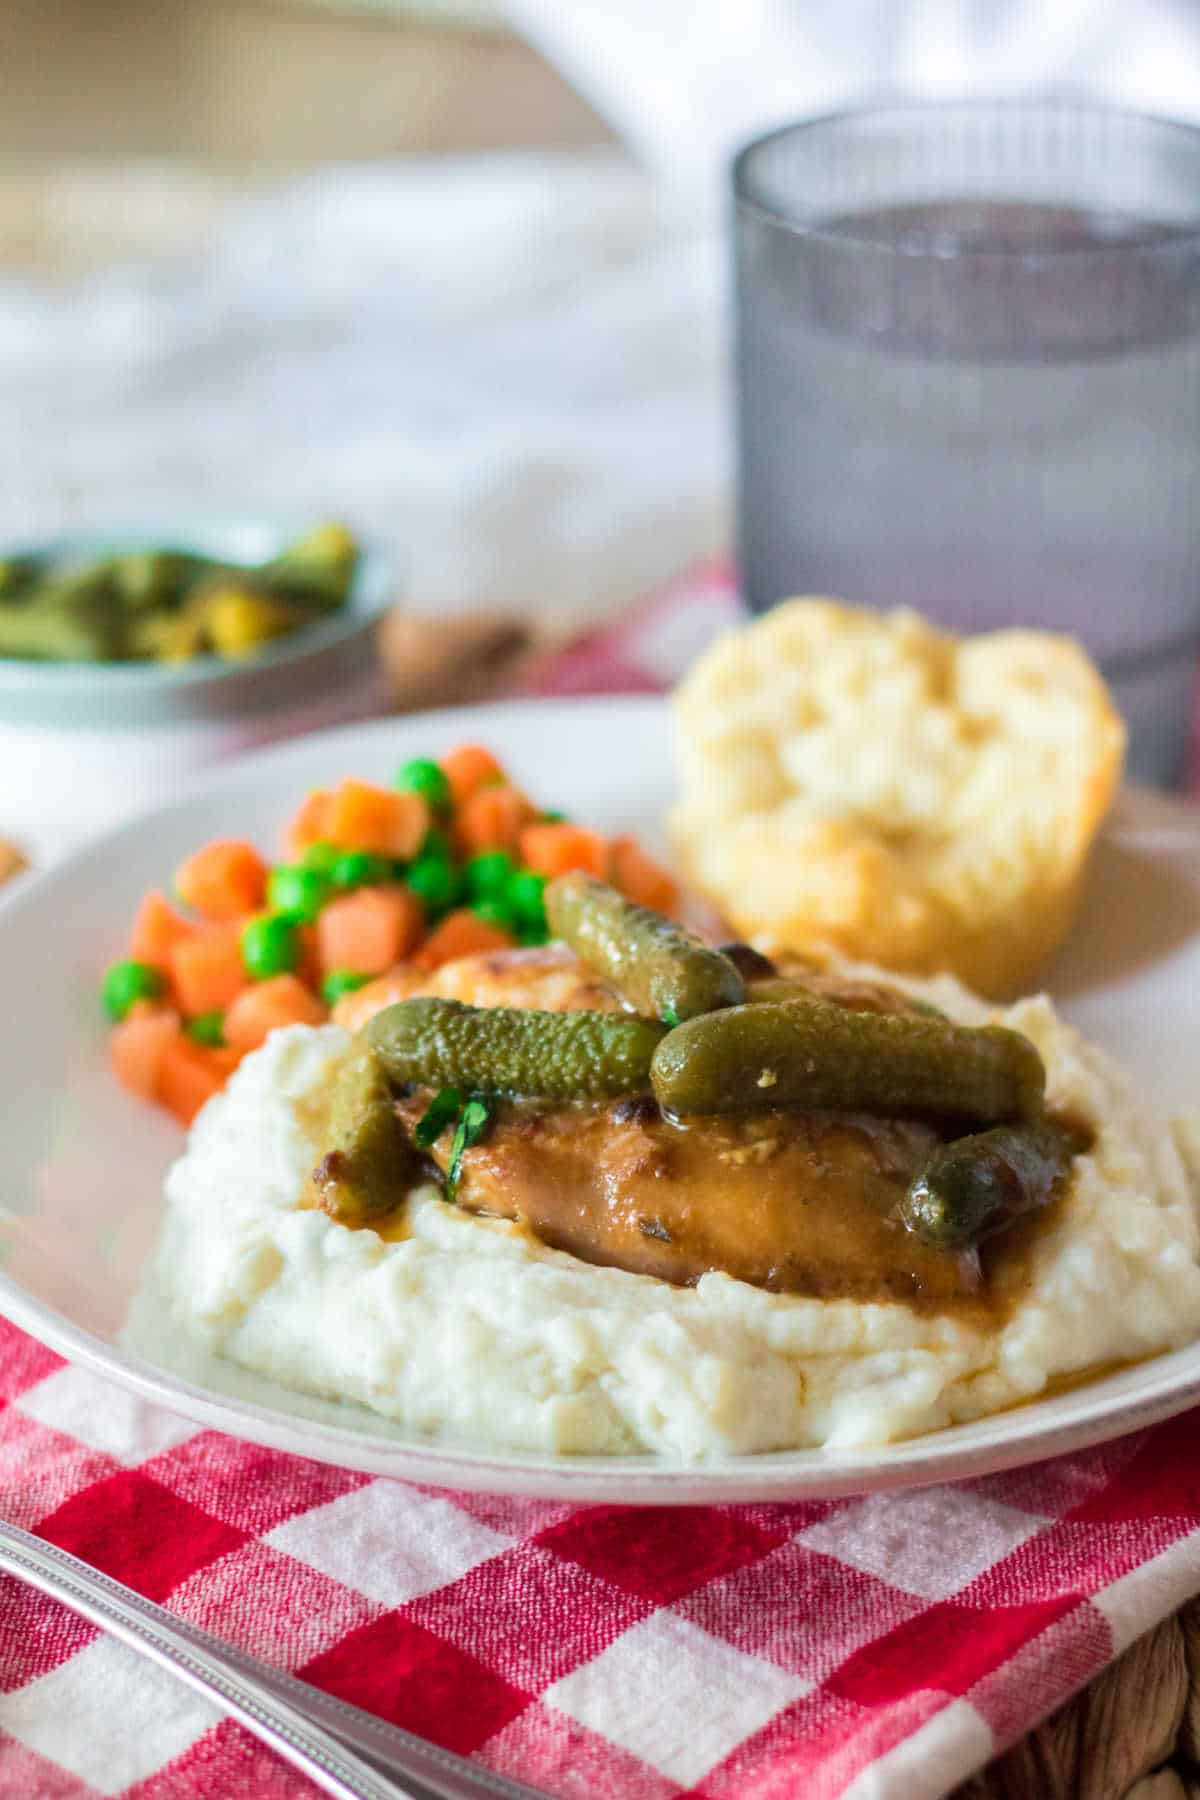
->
[5, 564, 1200, 1800]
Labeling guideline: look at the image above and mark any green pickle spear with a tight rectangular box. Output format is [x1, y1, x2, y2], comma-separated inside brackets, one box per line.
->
[306, 1041, 416, 1227]
[108, 549, 206, 612]
[544, 873, 744, 1023]
[0, 554, 42, 598]
[0, 562, 125, 661]
[902, 1119, 1086, 1249]
[259, 522, 358, 611]
[0, 602, 117, 663]
[650, 997, 1046, 1123]
[0, 524, 359, 666]
[368, 996, 667, 1100]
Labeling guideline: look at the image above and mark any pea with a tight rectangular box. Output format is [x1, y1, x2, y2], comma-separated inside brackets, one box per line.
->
[323, 969, 371, 1006]
[241, 912, 301, 979]
[395, 757, 452, 816]
[300, 839, 341, 877]
[330, 850, 391, 890]
[406, 853, 461, 916]
[507, 868, 547, 927]
[102, 959, 165, 1022]
[472, 896, 519, 935]
[518, 922, 550, 947]
[465, 850, 514, 899]
[419, 827, 453, 863]
[186, 1010, 226, 1047]
[267, 864, 330, 922]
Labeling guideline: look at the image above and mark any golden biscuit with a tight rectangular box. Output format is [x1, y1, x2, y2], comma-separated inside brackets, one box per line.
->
[670, 600, 1124, 996]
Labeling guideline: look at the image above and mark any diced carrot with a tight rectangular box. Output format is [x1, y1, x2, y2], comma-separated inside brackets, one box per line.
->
[316, 886, 424, 977]
[518, 823, 609, 880]
[609, 835, 679, 914]
[329, 966, 426, 1032]
[457, 785, 533, 855]
[174, 840, 268, 922]
[440, 744, 505, 809]
[169, 925, 248, 1017]
[109, 1006, 182, 1101]
[128, 890, 198, 970]
[285, 788, 333, 859]
[126, 997, 170, 1021]
[413, 907, 512, 971]
[159, 1037, 242, 1128]
[297, 922, 323, 990]
[224, 975, 326, 1053]
[326, 780, 429, 859]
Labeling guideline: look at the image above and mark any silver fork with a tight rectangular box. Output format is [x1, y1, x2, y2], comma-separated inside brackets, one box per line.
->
[0, 1519, 545, 1800]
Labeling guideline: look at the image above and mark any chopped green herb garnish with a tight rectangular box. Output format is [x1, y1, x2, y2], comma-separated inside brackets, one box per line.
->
[446, 1094, 494, 1199]
[415, 1085, 464, 1150]
[661, 1006, 680, 1028]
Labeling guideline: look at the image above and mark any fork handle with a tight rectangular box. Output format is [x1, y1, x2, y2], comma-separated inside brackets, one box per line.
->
[0, 1519, 414, 1800]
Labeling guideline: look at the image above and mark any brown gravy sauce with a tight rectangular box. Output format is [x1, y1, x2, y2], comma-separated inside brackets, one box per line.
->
[387, 1090, 1084, 1327]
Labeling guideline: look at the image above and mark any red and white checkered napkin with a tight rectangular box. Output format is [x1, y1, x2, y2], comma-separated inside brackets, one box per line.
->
[7, 1316, 1200, 1800]
[6, 561, 1200, 1800]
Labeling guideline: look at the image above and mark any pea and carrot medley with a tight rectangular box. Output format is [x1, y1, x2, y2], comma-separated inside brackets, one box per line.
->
[103, 743, 679, 1127]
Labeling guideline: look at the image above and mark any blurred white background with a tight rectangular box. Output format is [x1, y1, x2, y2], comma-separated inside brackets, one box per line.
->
[3, 0, 1200, 619]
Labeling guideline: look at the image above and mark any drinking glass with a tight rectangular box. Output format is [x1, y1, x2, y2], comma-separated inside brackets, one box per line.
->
[734, 101, 1200, 783]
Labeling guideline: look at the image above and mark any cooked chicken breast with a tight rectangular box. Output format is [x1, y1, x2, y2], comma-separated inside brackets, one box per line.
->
[396, 1087, 980, 1309]
[333, 944, 624, 1033]
[335, 944, 984, 1310]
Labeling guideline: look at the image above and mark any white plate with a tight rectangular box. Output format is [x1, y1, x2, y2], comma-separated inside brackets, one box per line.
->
[3, 695, 1200, 1504]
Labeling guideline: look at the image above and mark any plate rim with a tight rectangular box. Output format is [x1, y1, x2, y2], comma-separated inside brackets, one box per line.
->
[4, 692, 1200, 1502]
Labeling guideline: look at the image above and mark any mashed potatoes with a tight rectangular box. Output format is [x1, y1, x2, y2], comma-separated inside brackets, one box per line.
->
[153, 973, 1200, 1461]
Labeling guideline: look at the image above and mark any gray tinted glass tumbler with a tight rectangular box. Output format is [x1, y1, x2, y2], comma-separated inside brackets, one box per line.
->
[734, 102, 1200, 783]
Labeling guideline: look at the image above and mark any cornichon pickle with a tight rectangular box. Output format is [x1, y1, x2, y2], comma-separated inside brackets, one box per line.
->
[108, 549, 206, 612]
[368, 996, 667, 1099]
[0, 588, 120, 662]
[0, 524, 357, 666]
[544, 873, 744, 1023]
[260, 521, 358, 611]
[650, 997, 1046, 1123]
[0, 554, 41, 598]
[306, 1040, 415, 1226]
[901, 1119, 1086, 1249]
